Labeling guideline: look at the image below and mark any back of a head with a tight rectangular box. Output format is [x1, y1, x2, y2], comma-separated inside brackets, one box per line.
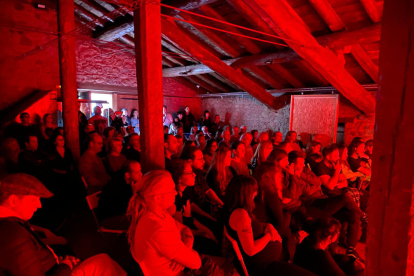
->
[288, 150, 305, 164]
[180, 145, 198, 161]
[252, 162, 277, 194]
[87, 132, 100, 145]
[121, 160, 140, 175]
[230, 140, 243, 151]
[224, 175, 258, 215]
[170, 159, 189, 186]
[275, 142, 292, 153]
[267, 148, 287, 163]
[209, 146, 230, 172]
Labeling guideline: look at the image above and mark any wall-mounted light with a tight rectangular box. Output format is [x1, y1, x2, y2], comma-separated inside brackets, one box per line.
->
[34, 3, 47, 9]
[265, 60, 272, 64]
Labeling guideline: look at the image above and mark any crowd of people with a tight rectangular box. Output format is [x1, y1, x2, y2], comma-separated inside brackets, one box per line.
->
[0, 104, 374, 276]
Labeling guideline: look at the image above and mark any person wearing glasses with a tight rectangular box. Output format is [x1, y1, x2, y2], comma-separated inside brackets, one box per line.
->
[79, 133, 111, 194]
[127, 170, 201, 275]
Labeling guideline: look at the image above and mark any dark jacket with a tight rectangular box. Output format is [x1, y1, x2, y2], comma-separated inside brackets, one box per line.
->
[0, 217, 72, 276]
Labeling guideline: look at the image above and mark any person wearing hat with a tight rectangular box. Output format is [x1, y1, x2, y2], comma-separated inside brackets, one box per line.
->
[127, 170, 201, 275]
[0, 173, 126, 276]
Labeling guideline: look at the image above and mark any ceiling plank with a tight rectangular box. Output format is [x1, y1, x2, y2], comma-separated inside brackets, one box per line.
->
[248, 67, 284, 89]
[307, 0, 346, 31]
[359, 0, 382, 23]
[351, 44, 379, 83]
[162, 18, 283, 110]
[199, 5, 262, 54]
[294, 60, 330, 86]
[268, 64, 305, 88]
[243, 0, 376, 114]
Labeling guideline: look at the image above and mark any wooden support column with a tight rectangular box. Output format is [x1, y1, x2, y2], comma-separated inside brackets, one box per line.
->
[134, 0, 164, 172]
[366, 0, 414, 275]
[58, 0, 80, 162]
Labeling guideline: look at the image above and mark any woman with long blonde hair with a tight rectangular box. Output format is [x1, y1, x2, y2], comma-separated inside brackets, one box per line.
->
[251, 140, 274, 170]
[127, 170, 201, 275]
[206, 146, 236, 200]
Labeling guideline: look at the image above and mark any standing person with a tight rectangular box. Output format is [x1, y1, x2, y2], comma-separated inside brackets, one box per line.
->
[211, 115, 224, 137]
[122, 133, 141, 162]
[198, 110, 213, 130]
[129, 109, 140, 134]
[78, 102, 88, 145]
[241, 133, 254, 168]
[230, 141, 250, 176]
[163, 105, 174, 127]
[127, 170, 201, 275]
[347, 141, 371, 180]
[272, 131, 283, 147]
[88, 106, 108, 136]
[223, 175, 316, 276]
[229, 126, 240, 144]
[183, 106, 196, 134]
[0, 173, 127, 276]
[251, 130, 259, 147]
[121, 108, 131, 125]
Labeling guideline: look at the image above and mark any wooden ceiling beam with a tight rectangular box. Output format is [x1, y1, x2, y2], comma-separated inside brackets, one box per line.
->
[359, 0, 382, 23]
[74, 8, 103, 27]
[175, 77, 209, 94]
[185, 76, 221, 93]
[199, 5, 262, 54]
[162, 18, 283, 110]
[268, 64, 305, 88]
[307, 0, 346, 31]
[162, 23, 381, 77]
[162, 57, 176, 67]
[162, 52, 187, 66]
[162, 0, 220, 15]
[294, 60, 330, 86]
[351, 44, 379, 83]
[248, 67, 285, 89]
[243, 0, 376, 114]
[196, 74, 233, 92]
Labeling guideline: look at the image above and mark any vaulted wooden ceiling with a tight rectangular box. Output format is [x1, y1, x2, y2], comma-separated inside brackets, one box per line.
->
[72, 0, 382, 113]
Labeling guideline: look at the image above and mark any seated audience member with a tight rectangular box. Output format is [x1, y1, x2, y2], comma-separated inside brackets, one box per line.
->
[338, 145, 365, 187]
[49, 134, 74, 175]
[364, 140, 373, 160]
[203, 139, 218, 170]
[316, 145, 348, 197]
[251, 140, 273, 170]
[201, 126, 213, 139]
[211, 114, 224, 136]
[230, 141, 250, 176]
[198, 110, 213, 130]
[218, 129, 231, 148]
[223, 175, 316, 276]
[188, 126, 198, 142]
[98, 160, 142, 222]
[175, 126, 184, 137]
[240, 133, 254, 167]
[164, 134, 179, 172]
[18, 134, 52, 184]
[174, 135, 184, 157]
[348, 141, 371, 181]
[88, 106, 108, 136]
[6, 112, 36, 149]
[121, 133, 141, 162]
[275, 142, 294, 154]
[0, 173, 126, 276]
[252, 131, 269, 154]
[130, 109, 140, 134]
[175, 112, 184, 128]
[294, 218, 364, 276]
[163, 125, 169, 134]
[170, 160, 220, 256]
[163, 105, 173, 127]
[103, 138, 127, 177]
[251, 129, 259, 146]
[229, 126, 240, 144]
[240, 125, 247, 135]
[195, 133, 206, 151]
[272, 131, 283, 147]
[39, 113, 56, 144]
[127, 170, 201, 275]
[180, 146, 223, 213]
[285, 131, 303, 152]
[306, 141, 323, 171]
[79, 133, 111, 194]
[206, 146, 236, 200]
[78, 102, 88, 141]
[0, 138, 21, 174]
[183, 106, 196, 133]
[102, 126, 115, 153]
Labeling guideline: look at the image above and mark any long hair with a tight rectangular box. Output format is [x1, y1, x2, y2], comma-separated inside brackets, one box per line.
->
[267, 148, 288, 164]
[170, 159, 189, 187]
[126, 170, 172, 245]
[308, 218, 341, 246]
[252, 162, 279, 201]
[42, 113, 51, 125]
[205, 138, 218, 156]
[208, 146, 231, 193]
[130, 108, 138, 119]
[349, 140, 364, 155]
[251, 140, 273, 165]
[224, 175, 258, 216]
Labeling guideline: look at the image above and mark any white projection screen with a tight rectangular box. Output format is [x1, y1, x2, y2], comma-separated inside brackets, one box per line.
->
[289, 95, 339, 147]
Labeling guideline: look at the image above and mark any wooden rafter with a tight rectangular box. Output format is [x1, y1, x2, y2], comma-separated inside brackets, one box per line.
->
[175, 77, 209, 94]
[359, 0, 382, 23]
[307, 0, 346, 31]
[268, 64, 305, 88]
[196, 74, 233, 92]
[351, 44, 379, 83]
[161, 18, 283, 110]
[186, 75, 221, 93]
[243, 0, 376, 114]
[294, 60, 330, 86]
[248, 67, 284, 89]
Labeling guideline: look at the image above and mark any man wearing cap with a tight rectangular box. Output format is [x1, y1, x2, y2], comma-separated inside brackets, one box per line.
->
[79, 133, 111, 194]
[0, 173, 126, 276]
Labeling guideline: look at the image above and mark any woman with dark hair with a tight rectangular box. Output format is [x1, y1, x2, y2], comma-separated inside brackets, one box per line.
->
[223, 175, 316, 276]
[40, 113, 56, 141]
[103, 126, 115, 153]
[127, 170, 201, 275]
[49, 134, 74, 175]
[198, 110, 213, 130]
[206, 146, 236, 200]
[129, 108, 139, 134]
[170, 160, 219, 256]
[203, 138, 218, 170]
[251, 140, 273, 170]
[364, 140, 373, 159]
[0, 138, 21, 174]
[230, 141, 250, 176]
[251, 130, 259, 146]
[294, 218, 364, 276]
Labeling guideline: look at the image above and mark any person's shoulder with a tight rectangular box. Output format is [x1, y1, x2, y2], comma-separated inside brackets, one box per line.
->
[0, 219, 31, 246]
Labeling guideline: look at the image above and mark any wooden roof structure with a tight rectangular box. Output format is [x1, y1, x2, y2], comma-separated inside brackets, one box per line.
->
[71, 0, 382, 113]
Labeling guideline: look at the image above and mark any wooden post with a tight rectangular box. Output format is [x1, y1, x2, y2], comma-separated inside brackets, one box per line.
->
[366, 0, 414, 275]
[58, 0, 80, 162]
[134, 0, 165, 172]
